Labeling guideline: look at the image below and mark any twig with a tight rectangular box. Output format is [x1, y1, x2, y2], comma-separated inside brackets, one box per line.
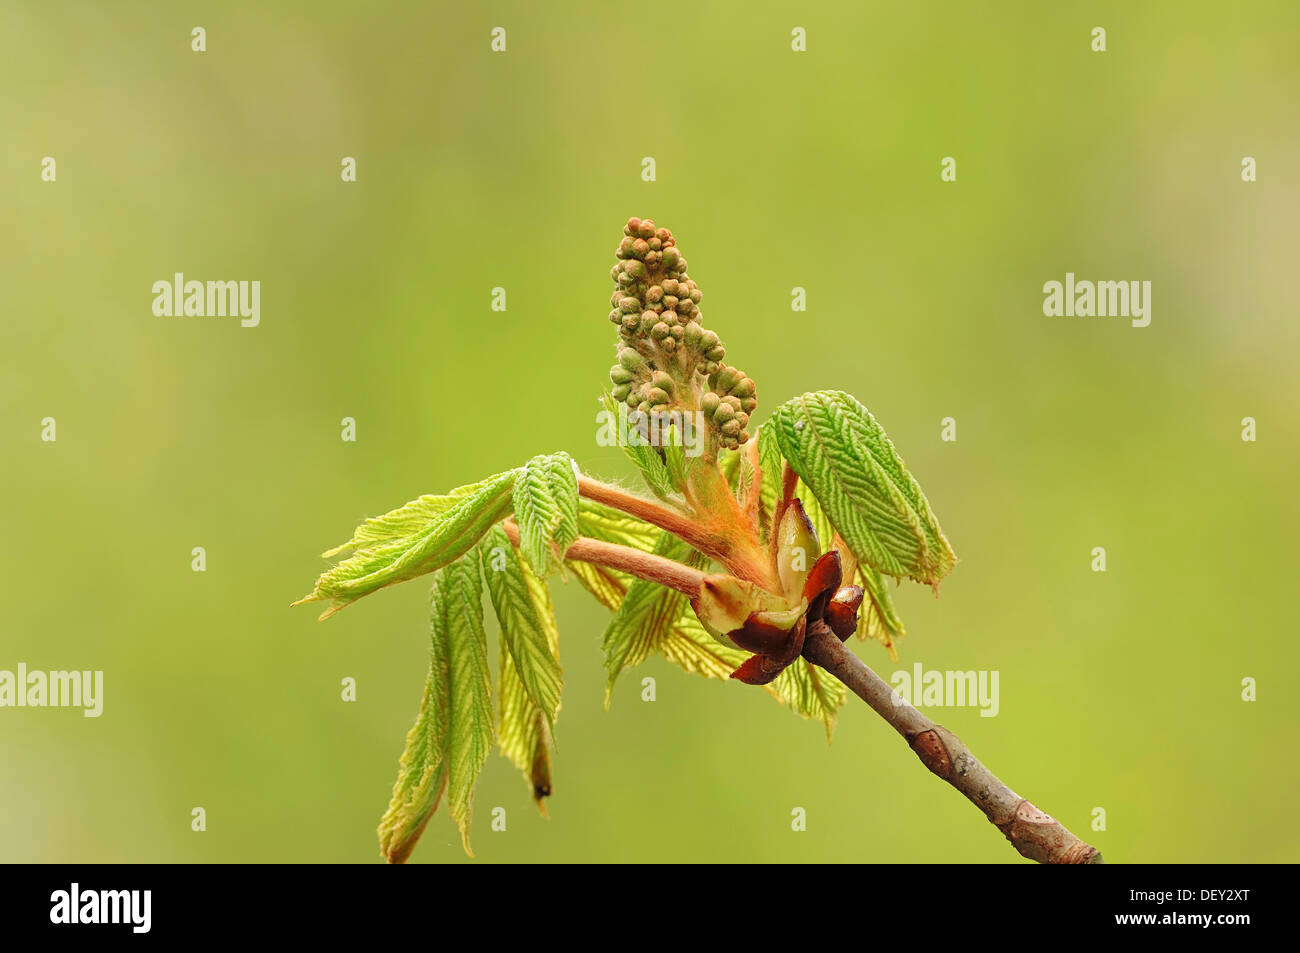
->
[801, 624, 1104, 865]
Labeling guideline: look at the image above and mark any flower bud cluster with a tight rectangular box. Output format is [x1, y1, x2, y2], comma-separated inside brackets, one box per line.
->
[606, 217, 756, 448]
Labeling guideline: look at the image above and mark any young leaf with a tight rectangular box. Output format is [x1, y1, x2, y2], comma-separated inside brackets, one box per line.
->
[377, 621, 451, 864]
[513, 452, 580, 578]
[440, 553, 495, 856]
[297, 470, 516, 619]
[566, 559, 630, 612]
[600, 533, 706, 704]
[798, 483, 905, 656]
[755, 423, 784, 534]
[856, 562, 905, 660]
[567, 541, 840, 727]
[601, 392, 677, 501]
[321, 483, 484, 557]
[771, 657, 847, 741]
[480, 526, 563, 727]
[660, 612, 749, 680]
[493, 545, 561, 812]
[576, 497, 660, 553]
[770, 391, 956, 587]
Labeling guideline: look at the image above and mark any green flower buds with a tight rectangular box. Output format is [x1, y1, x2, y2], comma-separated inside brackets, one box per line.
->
[618, 347, 645, 372]
[606, 218, 757, 447]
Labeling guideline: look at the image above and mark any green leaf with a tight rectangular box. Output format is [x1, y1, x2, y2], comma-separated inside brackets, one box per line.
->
[377, 621, 451, 864]
[660, 612, 749, 679]
[297, 470, 516, 619]
[601, 392, 677, 500]
[480, 526, 563, 727]
[567, 537, 839, 728]
[600, 533, 706, 705]
[856, 562, 905, 660]
[576, 497, 659, 553]
[770, 391, 956, 587]
[513, 452, 580, 578]
[321, 484, 484, 558]
[376, 552, 494, 861]
[661, 424, 692, 490]
[755, 423, 784, 534]
[771, 658, 847, 741]
[754, 421, 907, 657]
[440, 554, 495, 856]
[493, 543, 561, 812]
[566, 559, 630, 612]
[566, 498, 659, 610]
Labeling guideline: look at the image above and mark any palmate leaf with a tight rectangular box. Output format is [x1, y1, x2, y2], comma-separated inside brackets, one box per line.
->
[377, 553, 494, 861]
[770, 391, 956, 587]
[480, 525, 563, 730]
[296, 470, 516, 619]
[513, 452, 580, 578]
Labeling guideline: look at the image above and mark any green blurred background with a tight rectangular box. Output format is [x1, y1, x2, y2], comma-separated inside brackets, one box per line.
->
[3, 1, 1297, 863]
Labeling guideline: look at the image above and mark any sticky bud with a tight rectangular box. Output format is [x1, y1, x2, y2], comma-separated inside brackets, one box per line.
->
[776, 499, 822, 599]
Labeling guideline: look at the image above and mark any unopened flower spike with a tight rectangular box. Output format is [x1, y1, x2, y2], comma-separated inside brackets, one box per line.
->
[609, 217, 757, 451]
